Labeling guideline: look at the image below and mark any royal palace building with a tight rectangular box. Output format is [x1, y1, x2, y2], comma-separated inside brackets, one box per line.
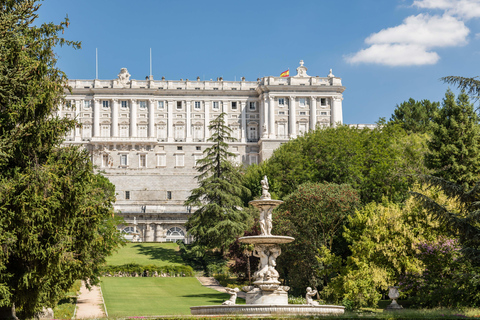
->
[62, 60, 345, 243]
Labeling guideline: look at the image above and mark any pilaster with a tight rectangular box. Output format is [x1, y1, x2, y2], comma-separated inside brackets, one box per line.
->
[332, 96, 343, 127]
[112, 98, 119, 137]
[269, 96, 275, 139]
[167, 100, 174, 142]
[204, 102, 210, 140]
[241, 101, 246, 143]
[130, 99, 137, 137]
[186, 100, 192, 142]
[148, 99, 155, 138]
[289, 96, 296, 138]
[93, 98, 100, 137]
[310, 97, 317, 131]
[74, 100, 81, 141]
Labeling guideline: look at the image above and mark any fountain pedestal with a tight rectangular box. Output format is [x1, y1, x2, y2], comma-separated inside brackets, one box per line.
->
[190, 176, 344, 316]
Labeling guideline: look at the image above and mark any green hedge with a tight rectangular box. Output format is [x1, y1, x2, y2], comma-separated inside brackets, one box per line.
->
[102, 263, 194, 277]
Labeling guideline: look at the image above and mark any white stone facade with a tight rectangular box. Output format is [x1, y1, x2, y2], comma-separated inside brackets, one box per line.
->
[62, 61, 345, 243]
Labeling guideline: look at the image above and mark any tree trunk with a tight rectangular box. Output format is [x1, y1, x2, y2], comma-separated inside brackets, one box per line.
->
[0, 305, 18, 320]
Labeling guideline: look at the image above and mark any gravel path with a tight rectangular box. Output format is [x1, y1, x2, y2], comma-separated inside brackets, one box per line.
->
[75, 281, 106, 319]
[196, 276, 246, 299]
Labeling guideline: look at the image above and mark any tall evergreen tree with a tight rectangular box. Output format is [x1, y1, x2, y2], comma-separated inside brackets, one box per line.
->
[425, 89, 480, 188]
[185, 113, 250, 253]
[0, 2, 123, 318]
[442, 76, 480, 102]
[389, 98, 440, 134]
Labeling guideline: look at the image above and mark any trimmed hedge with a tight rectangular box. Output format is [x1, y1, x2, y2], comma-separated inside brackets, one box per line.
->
[102, 263, 194, 277]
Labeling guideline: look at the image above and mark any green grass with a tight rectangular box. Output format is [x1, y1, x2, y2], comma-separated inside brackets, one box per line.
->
[105, 242, 184, 266]
[101, 277, 242, 317]
[52, 280, 81, 319]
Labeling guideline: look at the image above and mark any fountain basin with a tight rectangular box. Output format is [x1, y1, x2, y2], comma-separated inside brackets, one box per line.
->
[190, 304, 345, 316]
[239, 235, 294, 244]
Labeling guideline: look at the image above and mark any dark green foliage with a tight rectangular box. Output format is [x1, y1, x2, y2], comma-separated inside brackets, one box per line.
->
[388, 98, 440, 134]
[185, 113, 251, 252]
[177, 241, 227, 276]
[262, 124, 418, 204]
[442, 76, 480, 101]
[274, 182, 360, 294]
[0, 1, 123, 318]
[425, 90, 480, 188]
[101, 263, 194, 277]
[400, 237, 480, 308]
[412, 176, 480, 266]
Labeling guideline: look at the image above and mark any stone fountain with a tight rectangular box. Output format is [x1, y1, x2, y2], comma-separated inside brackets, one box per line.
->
[190, 176, 345, 316]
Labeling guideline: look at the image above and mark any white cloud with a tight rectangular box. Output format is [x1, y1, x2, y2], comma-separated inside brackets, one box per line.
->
[345, 13, 469, 66]
[413, 0, 480, 20]
[345, 44, 440, 66]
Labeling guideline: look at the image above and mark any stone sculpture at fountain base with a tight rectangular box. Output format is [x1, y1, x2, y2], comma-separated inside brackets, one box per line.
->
[190, 176, 345, 316]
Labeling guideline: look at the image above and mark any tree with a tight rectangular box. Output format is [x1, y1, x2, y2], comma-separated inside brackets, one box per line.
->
[388, 98, 440, 134]
[441, 76, 480, 103]
[274, 182, 360, 295]
[262, 124, 422, 204]
[185, 113, 251, 253]
[0, 2, 123, 318]
[425, 89, 480, 188]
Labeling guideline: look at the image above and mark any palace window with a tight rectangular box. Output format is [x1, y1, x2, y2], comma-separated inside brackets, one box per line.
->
[120, 154, 128, 166]
[278, 98, 285, 106]
[279, 111, 285, 115]
[167, 191, 172, 200]
[321, 98, 327, 106]
[101, 125, 110, 137]
[300, 111, 306, 115]
[102, 100, 110, 108]
[194, 101, 201, 109]
[102, 154, 109, 167]
[84, 100, 91, 109]
[125, 191, 130, 200]
[138, 101, 147, 109]
[321, 111, 328, 115]
[82, 125, 92, 139]
[156, 154, 166, 167]
[175, 154, 184, 167]
[299, 98, 306, 107]
[138, 125, 147, 138]
[121, 100, 128, 108]
[196, 146, 201, 151]
[139, 154, 146, 168]
[176, 101, 182, 109]
[231, 102, 237, 110]
[249, 102, 256, 110]
[119, 125, 129, 137]
[157, 101, 164, 109]
[213, 101, 219, 110]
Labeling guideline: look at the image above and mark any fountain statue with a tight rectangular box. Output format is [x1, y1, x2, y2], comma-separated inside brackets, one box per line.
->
[190, 176, 345, 316]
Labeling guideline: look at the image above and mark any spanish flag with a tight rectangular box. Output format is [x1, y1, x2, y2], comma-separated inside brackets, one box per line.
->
[280, 69, 289, 77]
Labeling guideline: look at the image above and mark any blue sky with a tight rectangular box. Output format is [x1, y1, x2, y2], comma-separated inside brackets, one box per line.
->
[37, 0, 480, 124]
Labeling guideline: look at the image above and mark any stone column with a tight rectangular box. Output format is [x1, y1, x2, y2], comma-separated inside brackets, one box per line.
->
[332, 96, 343, 127]
[74, 100, 81, 141]
[204, 102, 210, 140]
[167, 100, 174, 142]
[145, 223, 154, 242]
[155, 224, 163, 242]
[111, 99, 119, 137]
[186, 100, 192, 142]
[289, 96, 296, 138]
[241, 101, 246, 143]
[93, 98, 100, 137]
[269, 96, 275, 138]
[222, 101, 228, 126]
[130, 99, 137, 137]
[310, 97, 317, 131]
[148, 99, 155, 138]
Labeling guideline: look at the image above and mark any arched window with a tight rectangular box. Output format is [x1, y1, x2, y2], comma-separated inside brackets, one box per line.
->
[123, 226, 135, 234]
[166, 227, 185, 242]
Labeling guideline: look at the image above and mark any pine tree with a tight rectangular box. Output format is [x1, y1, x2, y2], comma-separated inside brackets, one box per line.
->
[0, 2, 123, 318]
[425, 89, 480, 188]
[389, 98, 439, 134]
[185, 113, 250, 253]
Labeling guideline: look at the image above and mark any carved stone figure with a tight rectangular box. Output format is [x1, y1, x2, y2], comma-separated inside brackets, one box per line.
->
[306, 287, 319, 306]
[222, 287, 240, 305]
[260, 175, 270, 200]
[116, 68, 131, 87]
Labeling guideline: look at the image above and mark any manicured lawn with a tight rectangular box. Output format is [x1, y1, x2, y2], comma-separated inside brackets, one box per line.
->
[101, 277, 238, 317]
[106, 242, 184, 266]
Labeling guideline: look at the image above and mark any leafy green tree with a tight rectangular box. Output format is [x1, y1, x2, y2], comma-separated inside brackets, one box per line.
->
[185, 113, 251, 253]
[425, 89, 480, 188]
[321, 188, 445, 309]
[274, 182, 360, 295]
[388, 98, 440, 134]
[0, 2, 123, 318]
[263, 124, 422, 204]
